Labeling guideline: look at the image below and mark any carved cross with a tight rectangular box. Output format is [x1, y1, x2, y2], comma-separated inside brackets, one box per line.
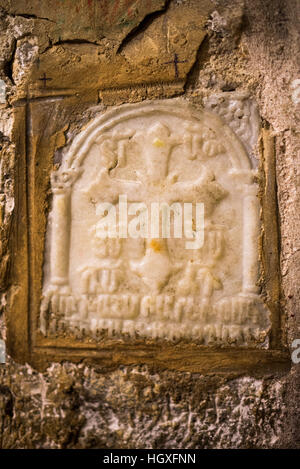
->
[85, 122, 226, 292]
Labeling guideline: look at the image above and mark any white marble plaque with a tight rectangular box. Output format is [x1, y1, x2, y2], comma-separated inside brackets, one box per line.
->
[40, 99, 270, 346]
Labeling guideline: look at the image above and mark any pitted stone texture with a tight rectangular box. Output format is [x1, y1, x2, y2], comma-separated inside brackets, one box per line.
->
[0, 359, 288, 449]
[204, 92, 260, 165]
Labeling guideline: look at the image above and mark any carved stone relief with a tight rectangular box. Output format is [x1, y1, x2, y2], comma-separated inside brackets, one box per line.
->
[204, 92, 260, 165]
[40, 99, 270, 346]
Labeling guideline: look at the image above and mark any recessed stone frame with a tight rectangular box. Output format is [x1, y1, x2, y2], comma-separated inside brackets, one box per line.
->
[7, 97, 288, 373]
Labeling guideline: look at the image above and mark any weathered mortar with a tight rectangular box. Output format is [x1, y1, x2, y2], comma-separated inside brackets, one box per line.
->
[0, 0, 299, 448]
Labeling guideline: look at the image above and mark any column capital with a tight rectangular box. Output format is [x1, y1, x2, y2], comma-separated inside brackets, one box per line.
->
[51, 168, 81, 192]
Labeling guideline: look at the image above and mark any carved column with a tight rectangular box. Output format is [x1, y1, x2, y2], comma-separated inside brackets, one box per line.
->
[50, 169, 79, 287]
[229, 169, 260, 295]
[242, 183, 260, 294]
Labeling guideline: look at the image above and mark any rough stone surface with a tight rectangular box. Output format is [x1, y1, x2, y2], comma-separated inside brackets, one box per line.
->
[0, 358, 289, 449]
[0, 0, 299, 448]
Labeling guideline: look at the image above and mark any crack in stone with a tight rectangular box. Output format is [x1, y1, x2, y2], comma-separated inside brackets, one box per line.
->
[184, 35, 209, 92]
[3, 39, 17, 86]
[117, 0, 171, 54]
[51, 39, 101, 47]
[16, 13, 55, 23]
[0, 8, 56, 24]
[41, 38, 102, 54]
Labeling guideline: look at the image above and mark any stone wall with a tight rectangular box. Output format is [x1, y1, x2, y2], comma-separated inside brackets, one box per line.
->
[0, 0, 299, 448]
